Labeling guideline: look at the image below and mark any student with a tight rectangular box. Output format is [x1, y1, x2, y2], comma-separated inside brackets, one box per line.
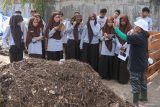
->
[59, 11, 69, 59]
[80, 13, 101, 71]
[114, 15, 132, 84]
[2, 15, 25, 63]
[98, 16, 116, 79]
[33, 13, 46, 59]
[26, 18, 44, 58]
[113, 19, 149, 107]
[12, 11, 27, 49]
[14, 10, 22, 15]
[136, 7, 152, 31]
[30, 9, 37, 17]
[113, 9, 121, 27]
[66, 13, 83, 60]
[97, 8, 107, 28]
[74, 11, 81, 16]
[45, 12, 64, 61]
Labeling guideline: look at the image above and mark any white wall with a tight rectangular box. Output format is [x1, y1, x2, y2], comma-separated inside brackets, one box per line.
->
[44, 0, 160, 31]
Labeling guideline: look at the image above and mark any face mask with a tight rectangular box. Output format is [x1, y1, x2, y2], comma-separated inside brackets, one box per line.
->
[100, 16, 104, 18]
[90, 20, 95, 25]
[17, 22, 22, 26]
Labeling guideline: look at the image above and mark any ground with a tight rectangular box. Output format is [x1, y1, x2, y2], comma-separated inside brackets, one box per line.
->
[0, 54, 160, 107]
[102, 76, 160, 107]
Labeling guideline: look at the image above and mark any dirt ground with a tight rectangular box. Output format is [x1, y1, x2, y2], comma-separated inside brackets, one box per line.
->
[0, 54, 159, 107]
[102, 75, 160, 107]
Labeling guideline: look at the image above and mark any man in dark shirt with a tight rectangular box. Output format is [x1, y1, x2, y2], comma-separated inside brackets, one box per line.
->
[113, 19, 149, 107]
[127, 30, 148, 73]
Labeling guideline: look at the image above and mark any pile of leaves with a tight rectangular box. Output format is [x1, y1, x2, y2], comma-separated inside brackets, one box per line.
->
[0, 59, 133, 107]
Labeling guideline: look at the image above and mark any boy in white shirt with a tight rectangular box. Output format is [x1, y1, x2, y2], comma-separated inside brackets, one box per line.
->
[136, 7, 152, 31]
[97, 8, 107, 28]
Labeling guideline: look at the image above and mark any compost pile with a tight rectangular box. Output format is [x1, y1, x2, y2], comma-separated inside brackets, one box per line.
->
[0, 46, 9, 56]
[0, 59, 133, 107]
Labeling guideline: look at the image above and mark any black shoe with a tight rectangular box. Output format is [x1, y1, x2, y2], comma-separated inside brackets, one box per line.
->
[139, 90, 148, 102]
[133, 93, 139, 107]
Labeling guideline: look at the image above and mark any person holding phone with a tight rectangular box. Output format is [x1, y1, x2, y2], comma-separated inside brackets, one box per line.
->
[114, 15, 132, 84]
[45, 12, 64, 61]
[26, 17, 44, 58]
[80, 13, 101, 72]
[98, 16, 116, 80]
[66, 13, 84, 60]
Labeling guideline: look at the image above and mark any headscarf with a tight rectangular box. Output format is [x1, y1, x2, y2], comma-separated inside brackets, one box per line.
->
[87, 13, 97, 43]
[33, 13, 44, 29]
[118, 15, 132, 45]
[26, 18, 43, 48]
[45, 11, 61, 40]
[71, 14, 82, 41]
[102, 16, 115, 51]
[10, 15, 23, 49]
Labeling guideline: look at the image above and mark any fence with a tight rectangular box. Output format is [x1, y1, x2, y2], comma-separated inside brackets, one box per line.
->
[147, 31, 160, 81]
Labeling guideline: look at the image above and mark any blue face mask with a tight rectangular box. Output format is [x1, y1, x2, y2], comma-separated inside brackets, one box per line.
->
[100, 16, 104, 18]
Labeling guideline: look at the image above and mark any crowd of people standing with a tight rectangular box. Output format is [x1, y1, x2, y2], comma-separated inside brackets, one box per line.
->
[2, 7, 152, 107]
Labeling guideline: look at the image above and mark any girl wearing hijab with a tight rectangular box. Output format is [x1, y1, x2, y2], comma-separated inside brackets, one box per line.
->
[59, 11, 69, 59]
[98, 16, 116, 79]
[66, 13, 83, 60]
[80, 13, 101, 71]
[33, 13, 46, 59]
[45, 12, 64, 61]
[26, 17, 44, 58]
[2, 15, 25, 63]
[114, 15, 132, 84]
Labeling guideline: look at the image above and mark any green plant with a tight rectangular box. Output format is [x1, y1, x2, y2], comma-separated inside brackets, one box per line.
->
[2, 0, 45, 17]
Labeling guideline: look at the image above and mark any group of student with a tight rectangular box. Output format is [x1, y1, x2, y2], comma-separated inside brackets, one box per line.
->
[2, 7, 152, 107]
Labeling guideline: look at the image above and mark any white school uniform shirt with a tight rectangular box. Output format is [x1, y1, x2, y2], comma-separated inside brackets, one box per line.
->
[114, 37, 130, 57]
[100, 38, 116, 56]
[28, 31, 43, 55]
[97, 16, 107, 28]
[2, 26, 25, 49]
[66, 21, 83, 40]
[20, 21, 27, 43]
[47, 29, 64, 52]
[136, 17, 152, 31]
[99, 30, 116, 56]
[80, 23, 101, 49]
[61, 19, 69, 44]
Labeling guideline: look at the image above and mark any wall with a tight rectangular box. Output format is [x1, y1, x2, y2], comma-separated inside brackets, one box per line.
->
[44, 0, 160, 31]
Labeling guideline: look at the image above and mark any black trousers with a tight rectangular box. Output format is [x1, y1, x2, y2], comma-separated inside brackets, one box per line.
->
[41, 40, 46, 59]
[67, 39, 81, 60]
[9, 45, 23, 63]
[63, 43, 67, 59]
[112, 55, 120, 80]
[29, 54, 42, 59]
[118, 59, 129, 84]
[98, 55, 115, 79]
[81, 43, 99, 72]
[47, 51, 63, 61]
